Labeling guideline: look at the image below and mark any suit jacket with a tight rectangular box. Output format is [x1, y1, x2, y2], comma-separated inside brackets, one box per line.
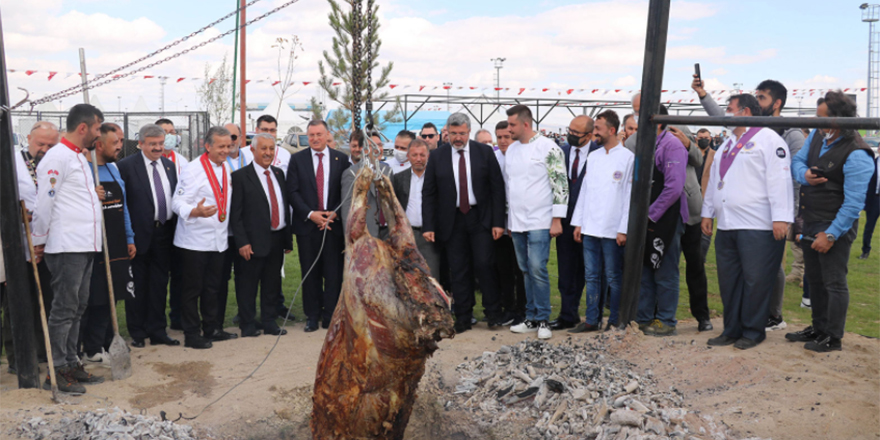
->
[117, 153, 178, 254]
[561, 141, 601, 220]
[422, 140, 506, 242]
[231, 163, 293, 257]
[340, 160, 393, 238]
[392, 168, 413, 211]
[286, 147, 351, 236]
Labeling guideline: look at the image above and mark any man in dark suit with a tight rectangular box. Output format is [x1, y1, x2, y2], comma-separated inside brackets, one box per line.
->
[552, 116, 601, 330]
[392, 138, 440, 276]
[116, 124, 180, 347]
[422, 113, 506, 333]
[286, 120, 350, 332]
[231, 134, 292, 337]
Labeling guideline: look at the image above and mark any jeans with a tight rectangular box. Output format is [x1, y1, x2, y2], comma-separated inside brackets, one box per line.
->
[637, 221, 684, 327]
[583, 236, 622, 325]
[511, 229, 552, 322]
[803, 221, 856, 339]
[45, 253, 95, 367]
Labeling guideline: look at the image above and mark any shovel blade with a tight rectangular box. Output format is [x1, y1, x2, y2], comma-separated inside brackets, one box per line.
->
[108, 335, 132, 380]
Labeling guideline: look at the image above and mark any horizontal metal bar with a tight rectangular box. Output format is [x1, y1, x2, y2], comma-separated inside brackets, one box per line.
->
[652, 115, 880, 130]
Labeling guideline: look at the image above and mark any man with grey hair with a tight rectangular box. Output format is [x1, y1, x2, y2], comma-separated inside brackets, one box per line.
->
[118, 123, 181, 348]
[423, 112, 506, 333]
[171, 126, 235, 349]
[474, 129, 493, 146]
[341, 131, 393, 239]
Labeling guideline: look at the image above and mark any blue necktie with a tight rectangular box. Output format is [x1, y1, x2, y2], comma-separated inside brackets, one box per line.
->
[152, 161, 167, 224]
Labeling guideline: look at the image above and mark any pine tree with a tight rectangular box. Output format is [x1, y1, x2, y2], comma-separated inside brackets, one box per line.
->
[317, 0, 401, 146]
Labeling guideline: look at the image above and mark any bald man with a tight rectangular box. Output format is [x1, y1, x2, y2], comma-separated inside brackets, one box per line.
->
[551, 115, 602, 330]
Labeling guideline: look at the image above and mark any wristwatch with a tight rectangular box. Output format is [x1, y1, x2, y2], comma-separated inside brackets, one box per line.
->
[825, 233, 836, 242]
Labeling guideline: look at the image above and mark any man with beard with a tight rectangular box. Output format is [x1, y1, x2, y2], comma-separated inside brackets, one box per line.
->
[80, 124, 136, 364]
[492, 121, 526, 326]
[392, 138, 440, 276]
[420, 123, 441, 151]
[692, 77, 804, 332]
[32, 104, 107, 395]
[341, 131, 393, 239]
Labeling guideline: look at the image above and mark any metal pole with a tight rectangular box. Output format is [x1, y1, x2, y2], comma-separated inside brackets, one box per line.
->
[239, 0, 247, 134]
[0, 8, 40, 389]
[870, 20, 874, 119]
[159, 77, 167, 114]
[79, 48, 90, 104]
[654, 115, 880, 130]
[619, 0, 671, 327]
[231, 0, 240, 122]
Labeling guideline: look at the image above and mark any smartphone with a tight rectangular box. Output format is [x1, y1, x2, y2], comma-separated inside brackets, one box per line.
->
[694, 63, 702, 84]
[811, 167, 827, 178]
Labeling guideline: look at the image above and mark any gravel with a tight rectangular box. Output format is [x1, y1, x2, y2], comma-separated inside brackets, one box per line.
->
[12, 407, 199, 440]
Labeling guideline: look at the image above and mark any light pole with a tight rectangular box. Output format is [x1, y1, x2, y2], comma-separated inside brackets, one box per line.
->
[443, 82, 452, 111]
[491, 57, 506, 101]
[861, 3, 879, 123]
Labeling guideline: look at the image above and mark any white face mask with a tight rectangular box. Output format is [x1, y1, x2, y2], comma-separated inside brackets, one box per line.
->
[823, 130, 836, 142]
[394, 149, 408, 163]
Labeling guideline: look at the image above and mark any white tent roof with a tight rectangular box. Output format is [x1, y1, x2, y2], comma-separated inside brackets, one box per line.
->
[258, 94, 304, 135]
[90, 94, 104, 111]
[133, 96, 151, 112]
[34, 101, 57, 112]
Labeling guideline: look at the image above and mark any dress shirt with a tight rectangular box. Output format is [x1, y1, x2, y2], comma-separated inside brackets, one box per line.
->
[226, 150, 249, 172]
[494, 149, 506, 173]
[32, 138, 102, 253]
[383, 156, 412, 174]
[172, 158, 232, 252]
[791, 130, 875, 238]
[406, 171, 425, 227]
[451, 144, 477, 207]
[571, 145, 634, 239]
[242, 146, 291, 177]
[649, 132, 689, 223]
[253, 162, 287, 231]
[701, 128, 793, 231]
[142, 152, 174, 222]
[163, 150, 189, 175]
[88, 162, 135, 245]
[504, 135, 569, 232]
[310, 147, 331, 216]
[16, 149, 36, 212]
[569, 144, 588, 179]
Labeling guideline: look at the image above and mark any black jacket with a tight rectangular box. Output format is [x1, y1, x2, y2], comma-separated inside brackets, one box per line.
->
[285, 147, 350, 236]
[231, 163, 293, 256]
[560, 141, 600, 220]
[422, 140, 505, 242]
[117, 153, 177, 254]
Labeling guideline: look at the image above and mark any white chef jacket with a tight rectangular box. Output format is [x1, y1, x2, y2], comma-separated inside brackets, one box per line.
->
[383, 156, 412, 174]
[32, 138, 103, 253]
[494, 149, 506, 173]
[570, 145, 634, 239]
[504, 135, 569, 232]
[172, 157, 233, 252]
[252, 162, 287, 231]
[701, 127, 793, 231]
[164, 150, 189, 175]
[16, 150, 37, 211]
[406, 170, 425, 227]
[243, 145, 291, 177]
[142, 152, 174, 222]
[451, 144, 477, 207]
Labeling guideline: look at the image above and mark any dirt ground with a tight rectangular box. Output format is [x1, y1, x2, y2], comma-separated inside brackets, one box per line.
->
[1, 318, 878, 440]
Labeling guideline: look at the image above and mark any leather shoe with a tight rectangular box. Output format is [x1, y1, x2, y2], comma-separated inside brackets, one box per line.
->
[698, 320, 714, 332]
[150, 335, 180, 346]
[304, 321, 319, 332]
[550, 318, 577, 330]
[454, 319, 472, 334]
[322, 320, 331, 329]
[205, 329, 238, 341]
[130, 339, 145, 348]
[241, 329, 261, 338]
[185, 336, 213, 349]
[568, 322, 599, 333]
[707, 335, 737, 346]
[734, 337, 759, 350]
[857, 251, 870, 260]
[264, 327, 288, 336]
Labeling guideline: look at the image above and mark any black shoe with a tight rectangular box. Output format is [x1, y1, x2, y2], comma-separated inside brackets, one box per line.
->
[150, 335, 181, 346]
[304, 321, 319, 333]
[698, 320, 714, 332]
[205, 329, 238, 341]
[550, 318, 577, 330]
[278, 309, 295, 321]
[46, 367, 86, 395]
[568, 322, 600, 333]
[499, 312, 517, 326]
[130, 339, 145, 348]
[454, 319, 472, 334]
[185, 336, 213, 349]
[785, 326, 822, 342]
[707, 335, 737, 346]
[507, 315, 525, 327]
[264, 326, 288, 336]
[857, 251, 870, 260]
[321, 319, 331, 329]
[604, 322, 618, 332]
[805, 335, 842, 352]
[241, 328, 261, 338]
[734, 337, 759, 350]
[69, 363, 104, 384]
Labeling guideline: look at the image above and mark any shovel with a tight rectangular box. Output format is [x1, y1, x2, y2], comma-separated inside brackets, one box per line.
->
[20, 201, 65, 403]
[90, 150, 132, 380]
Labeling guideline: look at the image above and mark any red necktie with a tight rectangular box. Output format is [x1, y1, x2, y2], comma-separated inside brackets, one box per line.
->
[458, 150, 470, 214]
[316, 153, 325, 211]
[265, 170, 280, 229]
[571, 148, 580, 183]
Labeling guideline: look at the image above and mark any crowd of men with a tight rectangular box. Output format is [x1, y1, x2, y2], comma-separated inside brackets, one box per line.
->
[1, 74, 878, 395]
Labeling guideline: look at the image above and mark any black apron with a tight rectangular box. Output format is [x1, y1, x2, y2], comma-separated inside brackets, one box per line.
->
[89, 172, 135, 305]
[644, 133, 682, 270]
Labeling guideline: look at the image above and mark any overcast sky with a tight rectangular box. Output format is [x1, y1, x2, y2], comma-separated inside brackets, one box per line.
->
[0, 0, 872, 119]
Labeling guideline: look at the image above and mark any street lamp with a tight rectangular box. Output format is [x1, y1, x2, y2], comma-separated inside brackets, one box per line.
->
[491, 58, 506, 101]
[443, 82, 452, 111]
[862, 3, 880, 122]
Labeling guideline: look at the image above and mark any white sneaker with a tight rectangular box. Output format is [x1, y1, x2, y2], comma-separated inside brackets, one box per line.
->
[537, 321, 552, 340]
[800, 298, 812, 309]
[511, 320, 538, 334]
[83, 350, 109, 368]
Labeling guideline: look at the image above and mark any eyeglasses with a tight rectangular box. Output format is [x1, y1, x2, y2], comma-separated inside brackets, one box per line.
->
[230, 134, 238, 141]
[421, 134, 436, 139]
[566, 128, 586, 137]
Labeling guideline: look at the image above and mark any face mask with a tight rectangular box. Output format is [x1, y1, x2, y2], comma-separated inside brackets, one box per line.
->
[164, 134, 180, 150]
[697, 138, 711, 149]
[824, 130, 836, 142]
[394, 149, 408, 163]
[567, 134, 582, 147]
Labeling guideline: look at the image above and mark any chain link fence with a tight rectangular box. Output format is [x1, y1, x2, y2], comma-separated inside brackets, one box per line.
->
[10, 111, 210, 160]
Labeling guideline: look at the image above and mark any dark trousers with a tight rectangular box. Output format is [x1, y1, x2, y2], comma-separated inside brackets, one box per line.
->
[556, 220, 585, 323]
[297, 230, 344, 324]
[219, 236, 242, 331]
[803, 221, 856, 340]
[864, 195, 879, 254]
[681, 222, 710, 322]
[443, 209, 502, 322]
[236, 231, 286, 333]
[494, 234, 526, 319]
[127, 222, 172, 341]
[78, 304, 113, 356]
[179, 249, 224, 338]
[715, 229, 785, 343]
[168, 245, 184, 326]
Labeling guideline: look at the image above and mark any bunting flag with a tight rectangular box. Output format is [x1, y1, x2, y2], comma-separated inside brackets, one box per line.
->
[47, 72, 57, 81]
[177, 78, 186, 83]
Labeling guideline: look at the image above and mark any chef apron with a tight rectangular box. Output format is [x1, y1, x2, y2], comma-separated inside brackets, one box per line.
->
[89, 172, 135, 306]
[644, 132, 682, 270]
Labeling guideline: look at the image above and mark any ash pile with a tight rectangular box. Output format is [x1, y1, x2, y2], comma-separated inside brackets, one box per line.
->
[449, 332, 763, 440]
[13, 407, 198, 440]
